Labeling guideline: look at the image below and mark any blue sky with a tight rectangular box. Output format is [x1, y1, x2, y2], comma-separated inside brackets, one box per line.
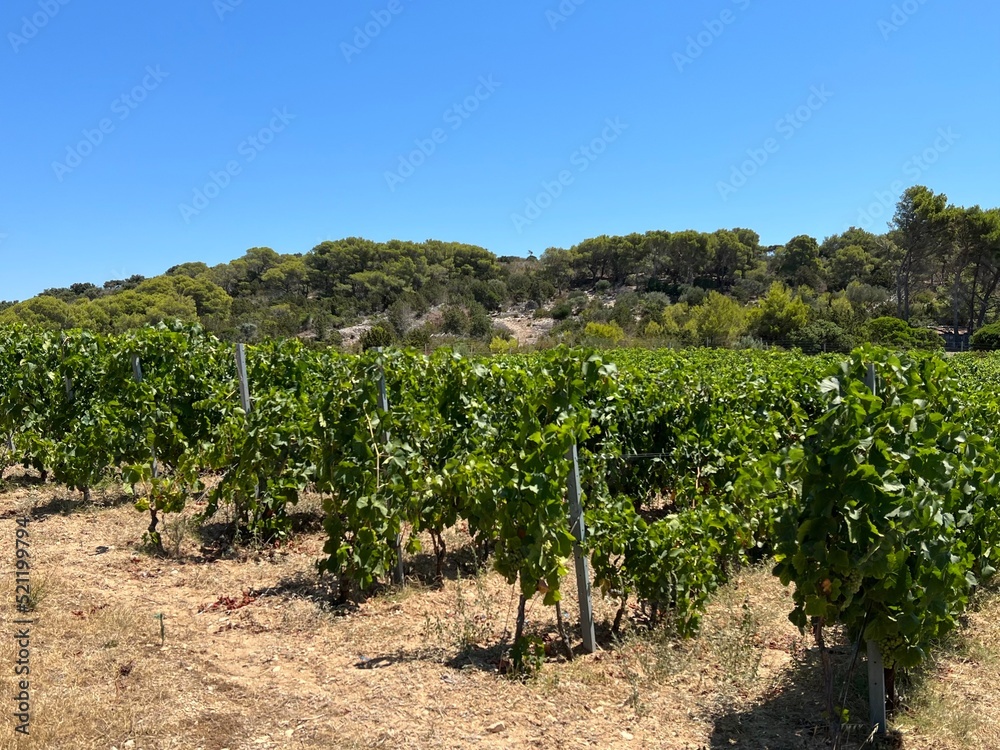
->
[1, 0, 998, 301]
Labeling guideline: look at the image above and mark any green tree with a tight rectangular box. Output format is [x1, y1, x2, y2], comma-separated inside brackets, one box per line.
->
[826, 245, 875, 291]
[0, 295, 75, 330]
[694, 291, 747, 347]
[774, 235, 823, 290]
[749, 282, 811, 344]
[891, 186, 950, 320]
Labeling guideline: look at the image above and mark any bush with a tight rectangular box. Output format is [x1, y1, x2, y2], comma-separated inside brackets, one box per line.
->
[611, 302, 635, 329]
[441, 305, 470, 335]
[912, 328, 946, 350]
[583, 304, 613, 324]
[386, 301, 414, 338]
[644, 320, 664, 338]
[469, 309, 493, 340]
[678, 285, 707, 306]
[863, 316, 944, 351]
[734, 335, 768, 350]
[403, 324, 432, 349]
[492, 322, 515, 340]
[360, 323, 395, 351]
[551, 317, 584, 336]
[971, 322, 1000, 351]
[595, 280, 612, 293]
[550, 300, 574, 320]
[640, 292, 671, 316]
[489, 336, 518, 354]
[471, 279, 507, 312]
[583, 321, 625, 345]
[318, 328, 343, 347]
[789, 321, 854, 354]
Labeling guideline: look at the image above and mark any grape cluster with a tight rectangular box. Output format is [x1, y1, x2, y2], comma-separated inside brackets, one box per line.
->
[879, 631, 906, 666]
[844, 568, 863, 596]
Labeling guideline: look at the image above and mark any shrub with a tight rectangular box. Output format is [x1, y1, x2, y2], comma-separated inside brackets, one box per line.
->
[595, 280, 612, 293]
[678, 285, 707, 306]
[360, 323, 395, 351]
[471, 279, 507, 312]
[863, 316, 943, 351]
[469, 311, 493, 340]
[583, 321, 625, 345]
[971, 322, 1000, 351]
[611, 302, 635, 329]
[490, 336, 518, 354]
[734, 335, 768, 350]
[403, 324, 432, 349]
[386, 301, 413, 338]
[441, 305, 470, 335]
[789, 321, 854, 354]
[492, 322, 515, 340]
[550, 300, 574, 320]
[644, 320, 664, 338]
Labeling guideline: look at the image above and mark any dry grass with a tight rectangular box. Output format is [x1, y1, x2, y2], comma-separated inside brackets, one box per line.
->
[0, 473, 997, 749]
[895, 585, 1000, 750]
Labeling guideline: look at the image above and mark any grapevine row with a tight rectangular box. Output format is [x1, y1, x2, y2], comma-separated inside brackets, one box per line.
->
[1, 323, 998, 697]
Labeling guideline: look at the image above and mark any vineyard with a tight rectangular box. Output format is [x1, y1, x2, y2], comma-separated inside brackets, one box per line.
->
[2, 322, 999, 744]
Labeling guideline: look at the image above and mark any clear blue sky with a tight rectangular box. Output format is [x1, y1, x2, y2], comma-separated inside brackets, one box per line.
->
[2, 0, 998, 301]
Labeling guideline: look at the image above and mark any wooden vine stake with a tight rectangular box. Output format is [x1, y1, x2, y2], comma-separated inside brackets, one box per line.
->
[865, 361, 887, 737]
[376, 350, 406, 586]
[566, 443, 597, 654]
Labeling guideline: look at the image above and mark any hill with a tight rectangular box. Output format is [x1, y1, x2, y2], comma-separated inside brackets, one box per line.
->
[2, 186, 998, 352]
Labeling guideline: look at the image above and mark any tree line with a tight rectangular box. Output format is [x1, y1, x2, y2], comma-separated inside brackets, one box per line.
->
[1, 186, 998, 350]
